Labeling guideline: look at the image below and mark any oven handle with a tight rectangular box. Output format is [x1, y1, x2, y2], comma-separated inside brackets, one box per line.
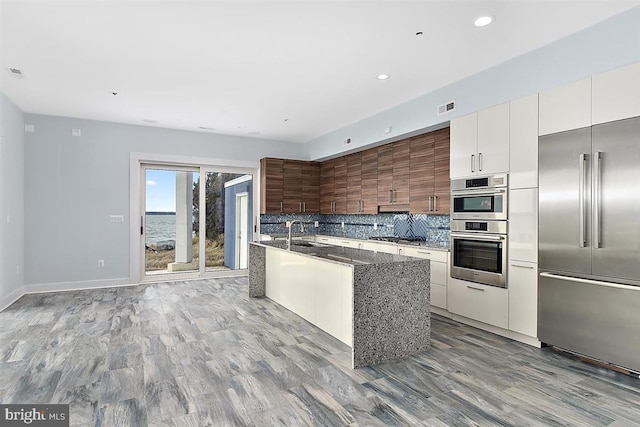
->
[451, 233, 505, 242]
[451, 188, 506, 194]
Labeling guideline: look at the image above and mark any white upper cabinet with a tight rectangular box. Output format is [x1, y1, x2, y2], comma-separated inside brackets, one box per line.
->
[450, 103, 509, 179]
[539, 77, 591, 135]
[477, 103, 510, 175]
[592, 62, 640, 125]
[450, 112, 478, 178]
[509, 94, 539, 189]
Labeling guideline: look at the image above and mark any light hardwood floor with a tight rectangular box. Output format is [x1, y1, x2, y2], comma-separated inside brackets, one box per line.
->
[1, 277, 639, 426]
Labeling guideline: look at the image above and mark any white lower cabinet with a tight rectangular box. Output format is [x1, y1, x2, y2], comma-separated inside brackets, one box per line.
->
[359, 241, 398, 254]
[315, 261, 353, 345]
[398, 246, 448, 309]
[508, 260, 538, 338]
[447, 277, 509, 329]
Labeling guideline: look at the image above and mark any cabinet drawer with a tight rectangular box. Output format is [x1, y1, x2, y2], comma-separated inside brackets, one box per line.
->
[397, 246, 448, 263]
[448, 278, 509, 329]
[431, 283, 447, 309]
[360, 241, 398, 254]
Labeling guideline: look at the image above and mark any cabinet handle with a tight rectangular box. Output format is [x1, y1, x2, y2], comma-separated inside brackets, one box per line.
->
[511, 263, 535, 269]
[389, 189, 393, 203]
[471, 154, 475, 173]
[479, 152, 483, 171]
[303, 202, 306, 213]
[280, 201, 283, 212]
[393, 190, 397, 203]
[299, 202, 302, 212]
[417, 250, 431, 255]
[360, 200, 364, 212]
[428, 196, 432, 212]
[467, 285, 485, 291]
[434, 195, 437, 212]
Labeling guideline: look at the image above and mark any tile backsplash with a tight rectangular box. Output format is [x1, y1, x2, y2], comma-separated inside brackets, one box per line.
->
[260, 213, 450, 247]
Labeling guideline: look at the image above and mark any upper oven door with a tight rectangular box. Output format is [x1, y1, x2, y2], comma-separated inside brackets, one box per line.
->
[451, 190, 507, 220]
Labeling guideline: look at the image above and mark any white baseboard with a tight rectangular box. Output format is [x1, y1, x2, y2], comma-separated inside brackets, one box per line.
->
[22, 278, 133, 295]
[0, 287, 26, 312]
[1, 278, 134, 311]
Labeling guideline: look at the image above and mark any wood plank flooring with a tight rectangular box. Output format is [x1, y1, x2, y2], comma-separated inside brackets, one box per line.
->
[1, 277, 639, 426]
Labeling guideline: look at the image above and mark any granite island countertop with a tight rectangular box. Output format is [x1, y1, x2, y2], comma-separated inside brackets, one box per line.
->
[252, 240, 420, 266]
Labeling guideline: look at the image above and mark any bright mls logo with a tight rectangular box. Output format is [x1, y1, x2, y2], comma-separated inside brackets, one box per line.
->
[1, 404, 69, 426]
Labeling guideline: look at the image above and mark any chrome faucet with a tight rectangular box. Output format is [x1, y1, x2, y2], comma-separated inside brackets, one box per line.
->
[287, 220, 305, 250]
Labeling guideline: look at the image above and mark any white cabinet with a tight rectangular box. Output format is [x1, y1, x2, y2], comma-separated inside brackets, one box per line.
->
[508, 260, 538, 338]
[592, 62, 640, 125]
[508, 188, 538, 263]
[509, 95, 539, 189]
[398, 246, 448, 309]
[450, 112, 478, 178]
[539, 77, 591, 135]
[265, 247, 353, 345]
[447, 277, 509, 329]
[358, 240, 398, 254]
[450, 103, 509, 178]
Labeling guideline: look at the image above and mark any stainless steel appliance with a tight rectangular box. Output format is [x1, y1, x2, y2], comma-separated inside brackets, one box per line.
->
[450, 219, 507, 288]
[539, 116, 640, 374]
[451, 173, 508, 220]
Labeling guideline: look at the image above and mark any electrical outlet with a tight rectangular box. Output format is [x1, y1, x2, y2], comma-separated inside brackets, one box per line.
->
[98, 260, 105, 268]
[314, 221, 319, 227]
[373, 223, 378, 230]
[285, 221, 291, 228]
[341, 222, 345, 228]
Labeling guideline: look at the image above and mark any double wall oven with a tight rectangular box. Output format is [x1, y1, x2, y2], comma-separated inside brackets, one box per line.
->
[450, 174, 508, 288]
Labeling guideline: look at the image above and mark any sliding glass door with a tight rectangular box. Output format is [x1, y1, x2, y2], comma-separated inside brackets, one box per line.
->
[140, 164, 253, 280]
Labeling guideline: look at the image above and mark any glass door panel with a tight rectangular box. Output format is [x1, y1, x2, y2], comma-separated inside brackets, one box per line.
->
[144, 168, 199, 276]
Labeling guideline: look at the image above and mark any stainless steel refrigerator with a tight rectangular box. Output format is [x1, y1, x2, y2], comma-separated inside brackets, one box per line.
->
[538, 116, 640, 374]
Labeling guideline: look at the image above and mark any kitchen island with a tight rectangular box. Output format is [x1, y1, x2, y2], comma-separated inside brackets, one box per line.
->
[249, 241, 430, 368]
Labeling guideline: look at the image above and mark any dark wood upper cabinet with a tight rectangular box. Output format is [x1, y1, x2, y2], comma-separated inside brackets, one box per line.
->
[260, 157, 284, 214]
[360, 147, 378, 214]
[260, 127, 450, 215]
[433, 127, 451, 214]
[346, 152, 362, 213]
[320, 160, 335, 214]
[333, 156, 347, 214]
[261, 158, 320, 214]
[378, 139, 410, 209]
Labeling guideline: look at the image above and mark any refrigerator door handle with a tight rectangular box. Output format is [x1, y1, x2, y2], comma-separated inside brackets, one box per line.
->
[594, 151, 602, 249]
[540, 272, 640, 292]
[579, 154, 588, 248]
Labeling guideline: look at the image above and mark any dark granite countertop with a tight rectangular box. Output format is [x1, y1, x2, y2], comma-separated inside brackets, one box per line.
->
[252, 240, 423, 266]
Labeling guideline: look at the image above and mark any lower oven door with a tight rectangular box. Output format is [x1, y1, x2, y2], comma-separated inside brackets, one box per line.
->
[450, 232, 507, 288]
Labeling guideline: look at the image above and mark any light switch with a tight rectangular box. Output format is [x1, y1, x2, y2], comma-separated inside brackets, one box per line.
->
[72, 128, 81, 136]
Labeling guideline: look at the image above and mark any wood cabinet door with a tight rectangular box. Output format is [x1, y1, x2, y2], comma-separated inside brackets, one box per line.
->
[333, 157, 347, 214]
[283, 160, 303, 213]
[346, 153, 362, 213]
[360, 147, 378, 214]
[392, 139, 410, 205]
[433, 128, 451, 214]
[377, 144, 394, 205]
[302, 162, 321, 213]
[409, 133, 435, 213]
[260, 157, 284, 213]
[320, 160, 335, 214]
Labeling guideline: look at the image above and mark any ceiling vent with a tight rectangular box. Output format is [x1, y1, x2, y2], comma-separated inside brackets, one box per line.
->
[437, 101, 455, 115]
[8, 68, 25, 79]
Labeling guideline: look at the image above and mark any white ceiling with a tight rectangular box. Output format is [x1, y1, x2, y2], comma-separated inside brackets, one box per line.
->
[1, 1, 638, 143]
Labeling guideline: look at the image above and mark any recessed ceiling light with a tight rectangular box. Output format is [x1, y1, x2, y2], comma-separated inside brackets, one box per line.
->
[377, 74, 390, 80]
[142, 119, 158, 124]
[474, 15, 494, 27]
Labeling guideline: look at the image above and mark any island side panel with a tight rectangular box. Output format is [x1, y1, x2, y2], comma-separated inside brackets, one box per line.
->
[352, 259, 430, 368]
[249, 243, 266, 297]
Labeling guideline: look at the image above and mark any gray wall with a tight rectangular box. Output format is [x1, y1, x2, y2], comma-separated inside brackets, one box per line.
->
[23, 115, 305, 287]
[306, 7, 640, 160]
[0, 93, 25, 303]
[223, 177, 253, 269]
